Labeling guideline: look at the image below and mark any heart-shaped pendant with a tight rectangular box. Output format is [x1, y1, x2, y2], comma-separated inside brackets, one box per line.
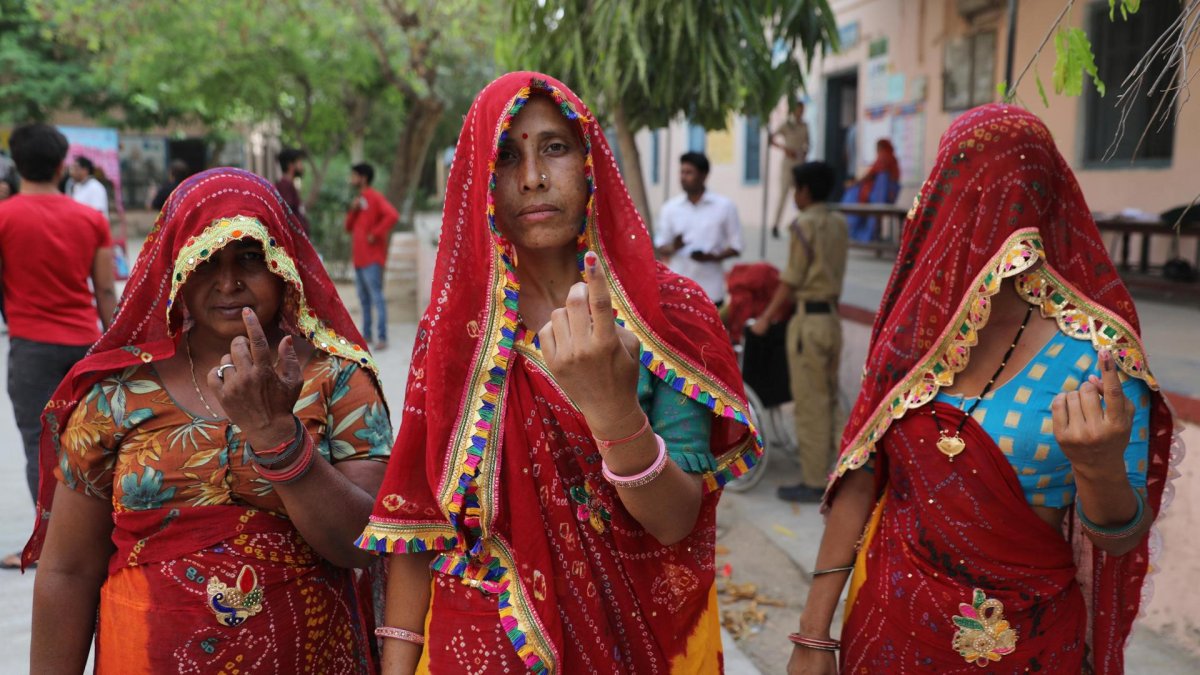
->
[937, 433, 966, 459]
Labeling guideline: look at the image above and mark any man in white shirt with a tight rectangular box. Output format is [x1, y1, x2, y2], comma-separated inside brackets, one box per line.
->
[654, 152, 743, 306]
[69, 156, 109, 221]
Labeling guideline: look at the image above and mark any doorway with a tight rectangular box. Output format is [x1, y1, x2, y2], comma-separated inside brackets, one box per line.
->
[824, 71, 859, 201]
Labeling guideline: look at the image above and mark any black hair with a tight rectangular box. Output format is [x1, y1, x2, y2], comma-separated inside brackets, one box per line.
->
[351, 162, 375, 185]
[277, 147, 306, 173]
[168, 158, 190, 180]
[679, 151, 710, 175]
[792, 161, 836, 202]
[74, 156, 95, 174]
[9, 124, 69, 183]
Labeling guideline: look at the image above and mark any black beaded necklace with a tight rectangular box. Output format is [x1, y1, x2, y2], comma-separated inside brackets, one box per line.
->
[932, 303, 1035, 460]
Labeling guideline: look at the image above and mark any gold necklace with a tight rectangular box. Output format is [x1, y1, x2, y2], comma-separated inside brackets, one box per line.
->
[185, 333, 222, 419]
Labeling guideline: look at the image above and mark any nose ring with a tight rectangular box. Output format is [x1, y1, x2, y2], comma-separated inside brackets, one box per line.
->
[235, 280, 244, 289]
[539, 173, 548, 182]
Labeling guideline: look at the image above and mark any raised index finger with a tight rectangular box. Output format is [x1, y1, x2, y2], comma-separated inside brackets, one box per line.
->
[1098, 349, 1129, 420]
[584, 251, 616, 339]
[241, 307, 272, 366]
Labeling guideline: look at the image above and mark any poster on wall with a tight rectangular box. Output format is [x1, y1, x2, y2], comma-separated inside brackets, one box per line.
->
[865, 58, 889, 108]
[706, 116, 735, 165]
[890, 106, 925, 189]
[59, 125, 123, 218]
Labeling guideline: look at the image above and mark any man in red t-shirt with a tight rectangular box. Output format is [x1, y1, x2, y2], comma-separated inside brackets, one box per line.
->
[344, 163, 398, 350]
[0, 124, 116, 565]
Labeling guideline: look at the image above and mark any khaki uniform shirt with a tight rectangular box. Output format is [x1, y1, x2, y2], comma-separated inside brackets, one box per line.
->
[779, 203, 848, 303]
[773, 118, 810, 160]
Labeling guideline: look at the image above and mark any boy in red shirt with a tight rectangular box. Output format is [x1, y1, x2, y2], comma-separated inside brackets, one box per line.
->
[344, 163, 398, 350]
[0, 124, 116, 566]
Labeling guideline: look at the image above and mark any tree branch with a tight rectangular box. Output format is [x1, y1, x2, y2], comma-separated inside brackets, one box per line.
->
[347, 0, 419, 100]
[1105, 0, 1200, 162]
[1009, 0, 1076, 97]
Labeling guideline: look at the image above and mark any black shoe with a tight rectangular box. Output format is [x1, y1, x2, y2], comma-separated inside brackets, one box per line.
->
[776, 484, 825, 503]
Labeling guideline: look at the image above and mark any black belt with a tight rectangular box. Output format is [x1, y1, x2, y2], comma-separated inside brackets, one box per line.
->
[803, 301, 834, 314]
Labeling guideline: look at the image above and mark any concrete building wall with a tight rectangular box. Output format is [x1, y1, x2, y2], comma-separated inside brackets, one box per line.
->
[635, 0, 1196, 259]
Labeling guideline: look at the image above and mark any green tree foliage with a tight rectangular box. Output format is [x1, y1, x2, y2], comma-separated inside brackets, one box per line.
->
[347, 0, 497, 216]
[500, 0, 839, 224]
[0, 0, 126, 123]
[30, 0, 495, 230]
[33, 1, 379, 151]
[1002, 0, 1143, 105]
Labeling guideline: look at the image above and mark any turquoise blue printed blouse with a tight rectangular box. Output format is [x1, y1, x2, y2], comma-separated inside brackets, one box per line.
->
[935, 330, 1151, 508]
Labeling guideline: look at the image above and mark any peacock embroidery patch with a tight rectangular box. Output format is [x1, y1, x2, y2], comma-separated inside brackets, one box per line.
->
[206, 564, 264, 627]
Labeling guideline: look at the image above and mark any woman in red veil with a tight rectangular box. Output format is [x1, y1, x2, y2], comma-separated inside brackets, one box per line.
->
[788, 105, 1180, 674]
[28, 168, 389, 673]
[357, 73, 760, 673]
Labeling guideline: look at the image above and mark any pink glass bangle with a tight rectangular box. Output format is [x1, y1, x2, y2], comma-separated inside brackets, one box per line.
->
[375, 626, 425, 645]
[788, 633, 840, 651]
[594, 414, 650, 452]
[602, 433, 668, 488]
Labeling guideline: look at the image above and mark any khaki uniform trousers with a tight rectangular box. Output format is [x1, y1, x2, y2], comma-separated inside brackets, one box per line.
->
[786, 308, 842, 489]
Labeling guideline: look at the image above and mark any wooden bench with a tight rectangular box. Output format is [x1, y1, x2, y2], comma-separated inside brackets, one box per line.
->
[832, 203, 908, 258]
[1094, 216, 1200, 302]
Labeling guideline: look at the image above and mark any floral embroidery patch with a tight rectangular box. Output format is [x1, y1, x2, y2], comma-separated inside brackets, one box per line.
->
[569, 483, 610, 534]
[951, 588, 1017, 667]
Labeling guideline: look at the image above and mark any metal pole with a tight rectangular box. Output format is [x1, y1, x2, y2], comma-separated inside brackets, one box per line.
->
[1004, 0, 1019, 87]
[663, 125, 672, 206]
[759, 120, 771, 259]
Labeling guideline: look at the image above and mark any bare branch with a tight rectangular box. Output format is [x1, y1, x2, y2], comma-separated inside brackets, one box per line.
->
[1105, 0, 1200, 161]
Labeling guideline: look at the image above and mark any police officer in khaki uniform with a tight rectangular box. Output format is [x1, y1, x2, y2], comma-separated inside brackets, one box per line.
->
[751, 161, 848, 502]
[769, 102, 810, 238]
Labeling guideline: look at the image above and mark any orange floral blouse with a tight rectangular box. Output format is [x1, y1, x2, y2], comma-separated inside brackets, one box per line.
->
[56, 351, 392, 516]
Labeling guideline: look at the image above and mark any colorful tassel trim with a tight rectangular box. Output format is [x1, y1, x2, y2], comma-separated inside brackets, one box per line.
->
[354, 520, 458, 555]
[636, 344, 764, 493]
[497, 578, 551, 674]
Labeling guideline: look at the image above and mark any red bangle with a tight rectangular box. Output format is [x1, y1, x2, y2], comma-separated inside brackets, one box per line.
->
[256, 430, 316, 484]
[788, 633, 840, 651]
[593, 414, 650, 451]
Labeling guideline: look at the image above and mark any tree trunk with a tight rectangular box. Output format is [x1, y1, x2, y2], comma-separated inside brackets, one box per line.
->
[613, 102, 653, 233]
[347, 92, 372, 164]
[386, 96, 445, 227]
[349, 135, 365, 164]
[303, 148, 334, 213]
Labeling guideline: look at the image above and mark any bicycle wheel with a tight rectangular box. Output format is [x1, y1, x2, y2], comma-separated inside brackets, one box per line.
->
[724, 384, 770, 493]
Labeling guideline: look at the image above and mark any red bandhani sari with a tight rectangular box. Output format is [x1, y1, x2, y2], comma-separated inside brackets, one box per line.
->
[828, 105, 1180, 673]
[24, 168, 384, 672]
[357, 72, 760, 673]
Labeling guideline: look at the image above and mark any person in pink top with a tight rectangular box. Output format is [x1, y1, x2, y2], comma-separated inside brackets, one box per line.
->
[344, 163, 398, 351]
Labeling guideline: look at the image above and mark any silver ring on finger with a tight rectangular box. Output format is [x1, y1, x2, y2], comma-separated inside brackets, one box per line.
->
[216, 364, 236, 381]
